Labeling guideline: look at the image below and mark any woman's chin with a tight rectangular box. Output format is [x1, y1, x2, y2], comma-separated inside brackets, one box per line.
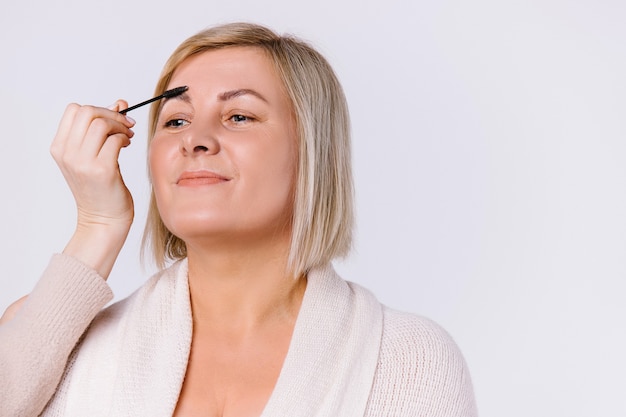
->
[168, 222, 232, 241]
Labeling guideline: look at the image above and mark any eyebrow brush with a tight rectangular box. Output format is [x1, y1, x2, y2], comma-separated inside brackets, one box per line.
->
[119, 86, 188, 115]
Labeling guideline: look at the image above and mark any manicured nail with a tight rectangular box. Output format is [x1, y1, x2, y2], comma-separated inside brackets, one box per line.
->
[125, 115, 136, 125]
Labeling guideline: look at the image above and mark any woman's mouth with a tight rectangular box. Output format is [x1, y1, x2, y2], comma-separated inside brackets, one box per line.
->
[176, 170, 230, 186]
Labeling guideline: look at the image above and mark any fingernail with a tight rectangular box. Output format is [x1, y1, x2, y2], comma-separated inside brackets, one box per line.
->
[107, 102, 119, 111]
[125, 115, 136, 125]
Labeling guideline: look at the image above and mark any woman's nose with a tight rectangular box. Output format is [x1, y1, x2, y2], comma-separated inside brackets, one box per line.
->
[179, 127, 220, 156]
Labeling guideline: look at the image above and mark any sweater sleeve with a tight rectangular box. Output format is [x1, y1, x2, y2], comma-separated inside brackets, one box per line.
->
[0, 254, 113, 417]
[365, 308, 478, 417]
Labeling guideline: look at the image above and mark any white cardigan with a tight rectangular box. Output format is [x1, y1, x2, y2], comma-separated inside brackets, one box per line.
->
[2, 255, 477, 416]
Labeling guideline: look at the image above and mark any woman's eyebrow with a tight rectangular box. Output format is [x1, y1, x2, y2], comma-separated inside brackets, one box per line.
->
[163, 91, 192, 105]
[218, 89, 268, 103]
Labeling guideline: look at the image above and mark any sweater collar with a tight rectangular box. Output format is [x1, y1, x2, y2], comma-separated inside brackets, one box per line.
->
[259, 263, 383, 416]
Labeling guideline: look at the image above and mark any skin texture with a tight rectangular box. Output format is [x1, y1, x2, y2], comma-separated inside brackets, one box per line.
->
[151, 47, 306, 417]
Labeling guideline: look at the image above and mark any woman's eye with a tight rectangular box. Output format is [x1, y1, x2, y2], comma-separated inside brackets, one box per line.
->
[164, 119, 189, 128]
[229, 114, 251, 123]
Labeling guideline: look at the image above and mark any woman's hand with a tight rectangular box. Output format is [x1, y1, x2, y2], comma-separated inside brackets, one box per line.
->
[50, 100, 136, 279]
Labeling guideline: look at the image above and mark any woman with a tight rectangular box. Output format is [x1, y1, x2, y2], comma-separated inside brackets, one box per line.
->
[0, 23, 477, 416]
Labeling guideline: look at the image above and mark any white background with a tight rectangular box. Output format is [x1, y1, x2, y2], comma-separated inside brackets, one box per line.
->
[1, 0, 625, 415]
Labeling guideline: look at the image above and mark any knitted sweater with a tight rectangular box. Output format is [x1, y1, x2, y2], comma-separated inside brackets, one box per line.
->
[0, 254, 477, 417]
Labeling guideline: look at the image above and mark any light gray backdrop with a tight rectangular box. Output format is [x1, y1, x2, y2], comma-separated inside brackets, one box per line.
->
[1, 0, 625, 416]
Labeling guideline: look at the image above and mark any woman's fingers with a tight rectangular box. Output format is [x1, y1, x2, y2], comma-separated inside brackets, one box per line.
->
[50, 102, 134, 163]
[50, 103, 81, 159]
[98, 132, 132, 164]
[65, 105, 134, 156]
[49, 100, 136, 279]
[108, 99, 129, 113]
[50, 101, 137, 229]
[77, 116, 134, 158]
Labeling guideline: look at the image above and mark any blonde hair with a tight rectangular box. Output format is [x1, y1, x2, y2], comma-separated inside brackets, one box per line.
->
[142, 22, 353, 276]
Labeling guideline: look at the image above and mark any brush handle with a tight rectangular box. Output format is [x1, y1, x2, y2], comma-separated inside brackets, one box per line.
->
[119, 86, 188, 115]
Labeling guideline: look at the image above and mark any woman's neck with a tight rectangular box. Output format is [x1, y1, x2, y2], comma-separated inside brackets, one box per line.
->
[185, 237, 306, 334]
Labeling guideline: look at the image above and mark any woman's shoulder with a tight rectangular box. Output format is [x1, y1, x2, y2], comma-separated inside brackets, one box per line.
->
[366, 308, 478, 417]
[378, 308, 471, 383]
[380, 308, 461, 355]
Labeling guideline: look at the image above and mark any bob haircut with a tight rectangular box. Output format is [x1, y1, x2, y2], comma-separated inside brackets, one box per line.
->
[142, 22, 354, 277]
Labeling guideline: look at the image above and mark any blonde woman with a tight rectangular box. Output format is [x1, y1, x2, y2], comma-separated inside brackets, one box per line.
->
[0, 23, 477, 417]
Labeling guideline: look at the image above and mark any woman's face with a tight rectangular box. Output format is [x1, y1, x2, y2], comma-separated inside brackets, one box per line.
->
[149, 47, 297, 247]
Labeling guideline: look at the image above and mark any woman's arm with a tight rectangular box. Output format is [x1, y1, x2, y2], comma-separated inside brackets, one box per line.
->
[50, 100, 136, 279]
[0, 101, 135, 416]
[0, 254, 113, 417]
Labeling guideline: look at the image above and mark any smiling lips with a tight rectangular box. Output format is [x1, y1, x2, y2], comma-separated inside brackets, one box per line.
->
[177, 170, 230, 186]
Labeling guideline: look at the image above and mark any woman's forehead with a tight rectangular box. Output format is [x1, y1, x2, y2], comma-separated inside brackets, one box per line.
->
[164, 47, 291, 112]
[170, 47, 279, 86]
